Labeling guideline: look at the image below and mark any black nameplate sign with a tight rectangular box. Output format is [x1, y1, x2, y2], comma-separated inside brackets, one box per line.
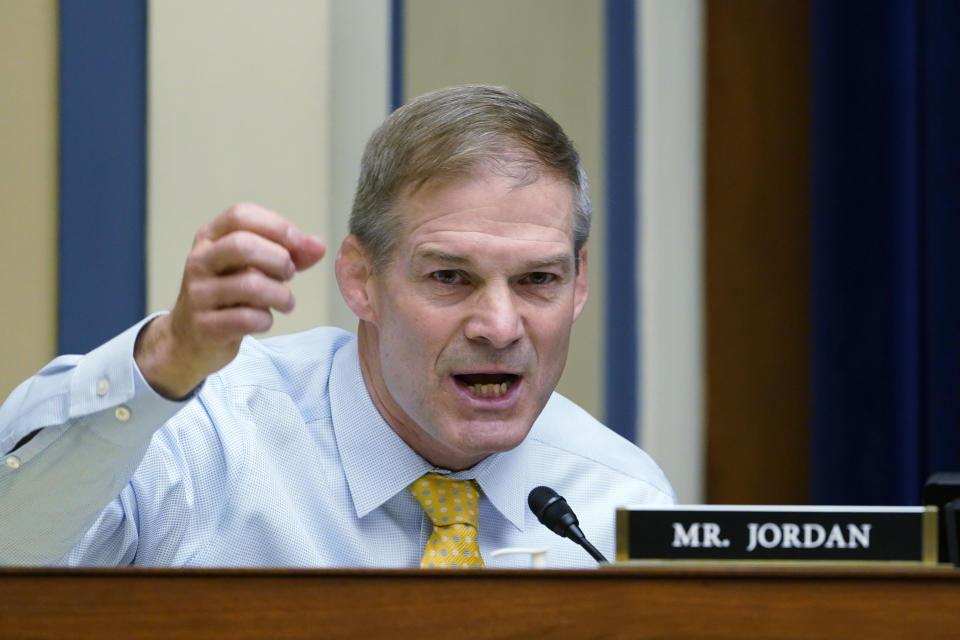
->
[616, 505, 938, 563]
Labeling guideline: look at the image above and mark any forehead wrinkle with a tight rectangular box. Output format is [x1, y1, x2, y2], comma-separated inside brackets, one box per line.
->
[418, 226, 573, 249]
[412, 244, 574, 273]
[405, 207, 572, 239]
[524, 254, 574, 271]
[413, 248, 471, 266]
[412, 228, 575, 267]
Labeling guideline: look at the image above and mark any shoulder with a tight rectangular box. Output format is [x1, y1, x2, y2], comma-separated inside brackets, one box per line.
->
[525, 393, 675, 503]
[203, 326, 355, 422]
[245, 326, 354, 363]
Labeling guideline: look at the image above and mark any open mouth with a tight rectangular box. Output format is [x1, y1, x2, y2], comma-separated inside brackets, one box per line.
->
[453, 373, 521, 398]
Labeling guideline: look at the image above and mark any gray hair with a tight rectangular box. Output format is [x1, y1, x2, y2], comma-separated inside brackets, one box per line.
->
[349, 84, 592, 271]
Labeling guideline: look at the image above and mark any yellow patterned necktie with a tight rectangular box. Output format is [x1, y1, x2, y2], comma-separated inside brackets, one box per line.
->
[407, 473, 485, 568]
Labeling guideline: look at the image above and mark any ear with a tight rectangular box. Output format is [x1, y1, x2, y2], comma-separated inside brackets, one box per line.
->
[335, 234, 378, 324]
[572, 247, 589, 321]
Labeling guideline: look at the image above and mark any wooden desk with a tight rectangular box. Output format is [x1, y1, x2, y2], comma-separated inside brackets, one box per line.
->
[2, 565, 958, 638]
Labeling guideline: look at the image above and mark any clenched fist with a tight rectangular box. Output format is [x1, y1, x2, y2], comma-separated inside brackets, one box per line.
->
[134, 203, 326, 399]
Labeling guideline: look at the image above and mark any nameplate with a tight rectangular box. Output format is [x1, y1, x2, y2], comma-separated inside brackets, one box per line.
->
[616, 505, 939, 563]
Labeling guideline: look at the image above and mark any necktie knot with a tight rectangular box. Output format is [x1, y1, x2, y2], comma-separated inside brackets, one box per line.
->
[408, 473, 484, 568]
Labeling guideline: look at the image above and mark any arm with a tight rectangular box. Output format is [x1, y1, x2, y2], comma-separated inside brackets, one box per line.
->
[0, 203, 325, 564]
[0, 317, 190, 564]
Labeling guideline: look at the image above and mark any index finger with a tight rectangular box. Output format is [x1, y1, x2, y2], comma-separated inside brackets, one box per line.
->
[200, 202, 304, 252]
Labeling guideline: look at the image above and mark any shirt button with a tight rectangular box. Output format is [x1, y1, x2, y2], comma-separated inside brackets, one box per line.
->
[96, 378, 110, 397]
[5, 455, 21, 469]
[115, 406, 132, 422]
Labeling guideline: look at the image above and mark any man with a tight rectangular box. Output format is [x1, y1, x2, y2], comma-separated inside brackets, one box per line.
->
[0, 85, 673, 567]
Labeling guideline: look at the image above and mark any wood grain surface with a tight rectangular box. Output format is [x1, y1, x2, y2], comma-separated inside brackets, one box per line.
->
[705, 0, 812, 504]
[1, 566, 958, 639]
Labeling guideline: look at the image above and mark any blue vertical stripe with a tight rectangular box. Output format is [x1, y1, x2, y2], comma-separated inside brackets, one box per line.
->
[390, 0, 404, 110]
[59, 0, 147, 355]
[603, 0, 638, 441]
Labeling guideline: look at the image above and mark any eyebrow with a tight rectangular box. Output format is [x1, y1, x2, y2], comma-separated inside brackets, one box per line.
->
[413, 248, 573, 271]
[525, 255, 574, 271]
[414, 249, 471, 266]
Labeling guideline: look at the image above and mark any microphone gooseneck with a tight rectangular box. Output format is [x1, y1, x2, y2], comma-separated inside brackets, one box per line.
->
[527, 486, 609, 564]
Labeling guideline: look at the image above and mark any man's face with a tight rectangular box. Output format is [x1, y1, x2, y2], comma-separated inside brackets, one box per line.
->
[355, 167, 588, 471]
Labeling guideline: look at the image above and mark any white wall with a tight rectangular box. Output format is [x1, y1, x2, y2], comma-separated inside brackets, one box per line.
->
[329, 0, 391, 330]
[637, 0, 705, 503]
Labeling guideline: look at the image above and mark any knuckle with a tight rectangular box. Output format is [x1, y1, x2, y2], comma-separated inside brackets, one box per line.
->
[185, 280, 206, 304]
[223, 231, 244, 256]
[231, 201, 262, 223]
[224, 204, 246, 228]
[184, 251, 205, 275]
[229, 230, 258, 258]
[238, 271, 265, 298]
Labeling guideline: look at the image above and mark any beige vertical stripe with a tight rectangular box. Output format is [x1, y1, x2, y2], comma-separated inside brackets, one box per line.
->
[147, 0, 333, 335]
[639, 0, 705, 502]
[329, 0, 391, 331]
[404, 0, 606, 419]
[0, 0, 58, 400]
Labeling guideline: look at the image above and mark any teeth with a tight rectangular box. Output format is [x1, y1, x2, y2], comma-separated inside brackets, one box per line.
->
[467, 381, 510, 398]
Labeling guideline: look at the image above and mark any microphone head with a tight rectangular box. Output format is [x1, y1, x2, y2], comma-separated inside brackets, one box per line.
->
[528, 486, 609, 564]
[528, 486, 580, 538]
[528, 486, 559, 517]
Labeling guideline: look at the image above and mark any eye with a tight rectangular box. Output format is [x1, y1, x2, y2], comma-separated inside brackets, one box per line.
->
[520, 272, 557, 286]
[431, 270, 465, 285]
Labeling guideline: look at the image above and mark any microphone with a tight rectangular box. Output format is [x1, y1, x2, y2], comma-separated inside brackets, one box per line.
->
[527, 486, 609, 564]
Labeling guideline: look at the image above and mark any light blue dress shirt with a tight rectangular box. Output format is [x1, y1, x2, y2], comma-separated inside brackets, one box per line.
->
[0, 317, 675, 567]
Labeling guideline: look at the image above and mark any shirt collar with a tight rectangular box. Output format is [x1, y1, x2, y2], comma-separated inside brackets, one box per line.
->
[329, 337, 529, 531]
[330, 339, 431, 518]
[461, 445, 528, 532]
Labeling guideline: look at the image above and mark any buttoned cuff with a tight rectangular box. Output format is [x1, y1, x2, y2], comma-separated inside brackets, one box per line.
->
[72, 313, 203, 448]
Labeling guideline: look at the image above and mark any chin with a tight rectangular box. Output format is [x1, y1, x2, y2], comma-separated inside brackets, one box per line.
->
[450, 422, 532, 457]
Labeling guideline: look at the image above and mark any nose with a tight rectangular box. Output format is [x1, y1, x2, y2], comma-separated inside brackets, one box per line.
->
[463, 282, 524, 349]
